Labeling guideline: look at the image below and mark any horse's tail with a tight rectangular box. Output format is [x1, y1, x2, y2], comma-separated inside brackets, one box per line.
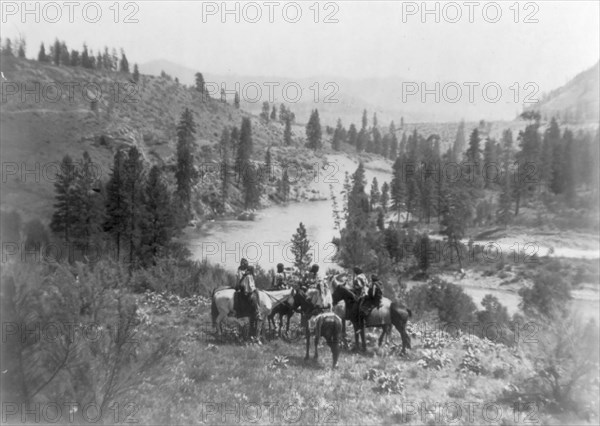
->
[211, 288, 218, 328]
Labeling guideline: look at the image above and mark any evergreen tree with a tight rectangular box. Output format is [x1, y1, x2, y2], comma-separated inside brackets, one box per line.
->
[305, 109, 322, 150]
[3, 38, 13, 56]
[356, 129, 368, 152]
[332, 118, 344, 151]
[290, 222, 312, 273]
[53, 39, 60, 65]
[38, 43, 47, 62]
[81, 44, 90, 68]
[391, 156, 405, 222]
[59, 41, 69, 65]
[376, 209, 385, 231]
[264, 148, 272, 182]
[119, 50, 129, 73]
[123, 146, 145, 266]
[234, 92, 241, 109]
[72, 151, 104, 249]
[140, 165, 174, 264]
[482, 137, 498, 189]
[17, 39, 25, 58]
[370, 177, 380, 208]
[132, 64, 140, 82]
[236, 117, 253, 177]
[195, 72, 205, 94]
[361, 109, 368, 130]
[562, 128, 576, 202]
[347, 124, 358, 146]
[514, 118, 541, 214]
[105, 150, 128, 259]
[283, 117, 292, 146]
[280, 169, 291, 201]
[541, 117, 560, 191]
[380, 182, 390, 213]
[465, 128, 483, 188]
[496, 129, 513, 227]
[220, 128, 231, 210]
[50, 155, 80, 244]
[260, 101, 270, 123]
[452, 120, 466, 162]
[70, 49, 80, 66]
[175, 108, 197, 212]
[270, 105, 277, 121]
[372, 127, 382, 155]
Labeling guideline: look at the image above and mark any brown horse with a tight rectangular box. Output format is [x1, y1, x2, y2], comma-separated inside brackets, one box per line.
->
[330, 278, 412, 353]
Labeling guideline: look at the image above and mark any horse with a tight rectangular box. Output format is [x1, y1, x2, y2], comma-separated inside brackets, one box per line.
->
[267, 290, 298, 337]
[292, 282, 343, 368]
[211, 287, 295, 340]
[329, 276, 412, 353]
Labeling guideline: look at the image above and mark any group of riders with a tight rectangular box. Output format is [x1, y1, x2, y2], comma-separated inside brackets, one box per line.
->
[234, 258, 384, 330]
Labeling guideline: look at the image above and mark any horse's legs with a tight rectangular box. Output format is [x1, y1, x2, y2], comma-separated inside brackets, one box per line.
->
[215, 311, 227, 338]
[314, 319, 321, 360]
[360, 326, 367, 352]
[304, 322, 310, 360]
[378, 327, 386, 347]
[285, 313, 292, 335]
[352, 321, 360, 351]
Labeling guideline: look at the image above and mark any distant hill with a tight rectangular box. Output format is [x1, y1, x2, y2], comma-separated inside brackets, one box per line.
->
[524, 61, 599, 124]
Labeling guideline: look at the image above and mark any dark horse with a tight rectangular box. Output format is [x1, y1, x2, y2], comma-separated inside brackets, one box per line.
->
[294, 289, 343, 369]
[331, 284, 412, 353]
[267, 290, 298, 337]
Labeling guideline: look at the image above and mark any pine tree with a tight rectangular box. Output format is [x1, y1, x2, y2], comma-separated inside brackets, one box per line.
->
[105, 150, 128, 259]
[50, 155, 80, 244]
[496, 129, 513, 227]
[261, 101, 270, 123]
[140, 165, 173, 264]
[562, 128, 576, 202]
[53, 39, 60, 65]
[119, 50, 129, 73]
[283, 117, 292, 146]
[70, 49, 79, 66]
[465, 128, 483, 188]
[542, 117, 560, 192]
[175, 108, 197, 212]
[361, 109, 368, 130]
[38, 43, 47, 62]
[452, 120, 466, 162]
[305, 109, 322, 150]
[234, 92, 241, 109]
[59, 41, 69, 65]
[514, 118, 541, 214]
[81, 44, 90, 68]
[72, 151, 104, 249]
[381, 182, 390, 213]
[347, 124, 358, 146]
[391, 157, 405, 222]
[264, 148, 272, 182]
[370, 177, 380, 208]
[123, 146, 145, 266]
[132, 64, 140, 83]
[332, 118, 344, 151]
[17, 39, 25, 58]
[236, 117, 253, 178]
[372, 127, 382, 155]
[356, 129, 367, 152]
[243, 163, 262, 209]
[220, 128, 231, 211]
[482, 137, 497, 189]
[195, 72, 205, 95]
[290, 222, 312, 273]
[376, 209, 385, 231]
[270, 105, 277, 121]
[280, 169, 291, 201]
[3, 38, 13, 56]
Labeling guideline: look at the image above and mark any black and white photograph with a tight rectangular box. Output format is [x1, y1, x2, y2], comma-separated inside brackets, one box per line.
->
[1, 1, 599, 424]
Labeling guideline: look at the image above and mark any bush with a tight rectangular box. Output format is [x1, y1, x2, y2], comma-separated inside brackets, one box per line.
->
[407, 277, 478, 328]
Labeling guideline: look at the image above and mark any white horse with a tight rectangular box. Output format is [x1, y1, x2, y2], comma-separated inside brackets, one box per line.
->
[211, 288, 295, 339]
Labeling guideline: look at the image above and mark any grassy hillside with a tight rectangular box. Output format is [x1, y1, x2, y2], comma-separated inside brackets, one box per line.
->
[0, 56, 319, 222]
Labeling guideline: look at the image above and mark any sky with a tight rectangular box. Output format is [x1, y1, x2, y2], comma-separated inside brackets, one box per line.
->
[1, 0, 599, 92]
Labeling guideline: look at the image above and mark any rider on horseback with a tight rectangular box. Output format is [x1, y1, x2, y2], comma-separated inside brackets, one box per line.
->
[272, 263, 288, 289]
[360, 274, 383, 322]
[352, 266, 369, 329]
[235, 261, 262, 336]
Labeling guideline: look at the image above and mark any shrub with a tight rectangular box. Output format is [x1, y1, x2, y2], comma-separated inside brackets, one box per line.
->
[407, 277, 477, 328]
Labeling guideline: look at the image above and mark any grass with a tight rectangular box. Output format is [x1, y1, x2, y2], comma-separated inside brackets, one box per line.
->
[125, 291, 597, 425]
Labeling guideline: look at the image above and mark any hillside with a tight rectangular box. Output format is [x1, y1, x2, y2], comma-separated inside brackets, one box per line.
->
[0, 56, 320, 221]
[524, 61, 599, 123]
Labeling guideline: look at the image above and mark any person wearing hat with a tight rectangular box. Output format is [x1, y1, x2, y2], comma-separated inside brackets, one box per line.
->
[301, 264, 321, 291]
[352, 266, 368, 298]
[272, 263, 288, 289]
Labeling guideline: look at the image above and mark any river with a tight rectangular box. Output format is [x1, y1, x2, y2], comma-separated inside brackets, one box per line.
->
[188, 154, 599, 323]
